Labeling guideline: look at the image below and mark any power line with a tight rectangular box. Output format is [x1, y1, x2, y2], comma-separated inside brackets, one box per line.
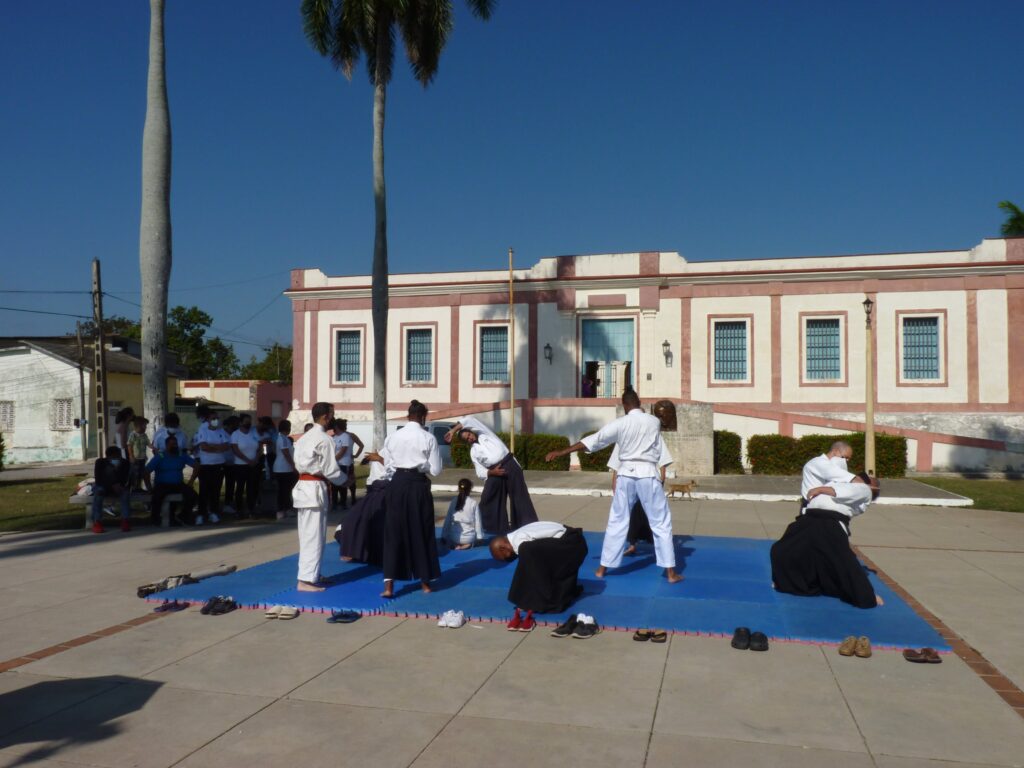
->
[0, 290, 90, 295]
[0, 305, 91, 319]
[223, 292, 284, 335]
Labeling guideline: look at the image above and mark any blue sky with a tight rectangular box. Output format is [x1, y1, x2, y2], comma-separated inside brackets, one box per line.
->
[1, 0, 1021, 354]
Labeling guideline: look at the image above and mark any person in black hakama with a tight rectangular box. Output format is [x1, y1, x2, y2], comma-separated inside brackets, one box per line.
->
[369, 400, 442, 598]
[770, 473, 883, 609]
[490, 521, 588, 614]
[444, 416, 538, 535]
[335, 458, 390, 566]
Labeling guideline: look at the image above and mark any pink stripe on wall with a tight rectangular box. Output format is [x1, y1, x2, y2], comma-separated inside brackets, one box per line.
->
[528, 302, 538, 399]
[588, 294, 627, 307]
[292, 303, 305, 406]
[556, 256, 576, 311]
[639, 251, 660, 276]
[450, 305, 460, 404]
[309, 310, 319, 405]
[1008, 286, 1024, 405]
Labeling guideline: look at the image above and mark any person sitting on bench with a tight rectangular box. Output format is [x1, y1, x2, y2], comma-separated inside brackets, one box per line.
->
[91, 446, 132, 534]
[144, 435, 198, 526]
[490, 521, 589, 619]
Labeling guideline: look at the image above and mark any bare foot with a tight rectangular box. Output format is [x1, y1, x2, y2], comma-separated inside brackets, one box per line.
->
[381, 581, 394, 599]
[297, 581, 325, 592]
[665, 569, 684, 584]
[594, 565, 607, 579]
[624, 544, 637, 556]
[420, 582, 433, 593]
[876, 594, 885, 606]
[340, 556, 354, 562]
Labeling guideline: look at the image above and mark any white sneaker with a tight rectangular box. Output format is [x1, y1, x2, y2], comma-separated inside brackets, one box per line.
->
[437, 611, 452, 628]
[194, 515, 205, 526]
[209, 512, 220, 524]
[449, 610, 466, 628]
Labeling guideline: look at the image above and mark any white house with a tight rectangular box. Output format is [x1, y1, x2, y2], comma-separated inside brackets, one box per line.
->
[285, 237, 1024, 472]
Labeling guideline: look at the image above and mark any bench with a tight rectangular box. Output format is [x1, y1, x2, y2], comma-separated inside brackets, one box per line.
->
[67, 492, 183, 529]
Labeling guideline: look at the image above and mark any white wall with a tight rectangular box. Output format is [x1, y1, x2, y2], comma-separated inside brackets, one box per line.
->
[690, 296, 772, 403]
[977, 289, 1009, 404]
[537, 302, 576, 398]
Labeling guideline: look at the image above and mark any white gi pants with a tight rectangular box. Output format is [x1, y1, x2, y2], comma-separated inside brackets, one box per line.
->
[296, 505, 328, 583]
[600, 475, 675, 569]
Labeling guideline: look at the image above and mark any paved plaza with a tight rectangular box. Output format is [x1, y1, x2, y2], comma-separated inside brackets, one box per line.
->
[1, 494, 1023, 767]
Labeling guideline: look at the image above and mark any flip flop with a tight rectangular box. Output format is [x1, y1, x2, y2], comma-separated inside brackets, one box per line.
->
[731, 627, 751, 650]
[633, 630, 653, 642]
[921, 647, 943, 664]
[278, 606, 299, 620]
[838, 636, 857, 657]
[749, 631, 769, 652]
[265, 606, 283, 619]
[903, 648, 928, 663]
[327, 610, 361, 624]
[165, 600, 188, 612]
[650, 630, 668, 644]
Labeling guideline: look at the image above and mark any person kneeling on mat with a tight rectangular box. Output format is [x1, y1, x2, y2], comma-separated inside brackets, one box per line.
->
[490, 521, 588, 631]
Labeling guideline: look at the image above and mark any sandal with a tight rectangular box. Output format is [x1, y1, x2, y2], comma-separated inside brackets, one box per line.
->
[854, 636, 872, 658]
[731, 627, 751, 650]
[633, 630, 653, 642]
[903, 648, 927, 663]
[838, 636, 857, 657]
[749, 631, 769, 652]
[650, 630, 668, 644]
[327, 610, 361, 624]
[278, 606, 299, 620]
[921, 647, 942, 664]
[265, 606, 283, 619]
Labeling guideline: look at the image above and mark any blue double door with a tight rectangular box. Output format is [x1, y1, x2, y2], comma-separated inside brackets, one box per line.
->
[581, 318, 634, 398]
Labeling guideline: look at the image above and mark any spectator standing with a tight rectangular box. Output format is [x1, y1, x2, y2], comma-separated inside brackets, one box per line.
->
[91, 446, 132, 534]
[194, 412, 230, 525]
[230, 414, 262, 518]
[113, 406, 135, 453]
[143, 435, 198, 525]
[334, 418, 363, 509]
[152, 412, 190, 456]
[126, 416, 151, 490]
[272, 419, 297, 520]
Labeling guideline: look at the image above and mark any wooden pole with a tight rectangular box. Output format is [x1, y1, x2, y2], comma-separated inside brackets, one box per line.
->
[864, 297, 876, 475]
[508, 247, 515, 454]
[92, 259, 110, 451]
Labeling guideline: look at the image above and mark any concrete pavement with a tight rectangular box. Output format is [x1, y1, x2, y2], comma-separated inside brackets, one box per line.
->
[0, 495, 1022, 767]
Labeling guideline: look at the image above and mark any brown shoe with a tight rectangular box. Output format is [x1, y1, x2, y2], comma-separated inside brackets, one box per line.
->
[838, 636, 857, 656]
[854, 636, 872, 658]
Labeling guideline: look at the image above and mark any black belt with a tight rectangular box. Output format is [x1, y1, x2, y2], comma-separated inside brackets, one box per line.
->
[394, 467, 422, 474]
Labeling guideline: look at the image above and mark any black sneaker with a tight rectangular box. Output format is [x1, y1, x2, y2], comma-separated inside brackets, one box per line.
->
[550, 615, 578, 638]
[572, 618, 600, 639]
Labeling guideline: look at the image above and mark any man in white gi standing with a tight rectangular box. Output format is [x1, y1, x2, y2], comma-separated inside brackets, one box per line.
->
[292, 402, 345, 592]
[546, 388, 682, 584]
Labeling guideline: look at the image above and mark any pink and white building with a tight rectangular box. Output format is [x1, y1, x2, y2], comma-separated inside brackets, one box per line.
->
[286, 237, 1024, 472]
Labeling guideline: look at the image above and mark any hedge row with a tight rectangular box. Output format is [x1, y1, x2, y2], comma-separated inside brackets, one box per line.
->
[577, 430, 614, 472]
[0, 432, 5, 472]
[713, 430, 744, 474]
[450, 431, 571, 472]
[746, 432, 907, 477]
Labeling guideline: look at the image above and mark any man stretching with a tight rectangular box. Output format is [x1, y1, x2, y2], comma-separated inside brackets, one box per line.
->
[546, 388, 682, 584]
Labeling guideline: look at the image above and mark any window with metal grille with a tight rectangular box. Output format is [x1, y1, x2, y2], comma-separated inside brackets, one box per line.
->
[479, 326, 508, 382]
[406, 328, 433, 382]
[50, 398, 74, 431]
[0, 401, 14, 432]
[902, 316, 940, 380]
[713, 321, 748, 381]
[805, 318, 841, 380]
[335, 330, 361, 382]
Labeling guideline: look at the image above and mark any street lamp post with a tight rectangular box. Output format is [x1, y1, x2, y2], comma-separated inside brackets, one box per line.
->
[863, 296, 875, 476]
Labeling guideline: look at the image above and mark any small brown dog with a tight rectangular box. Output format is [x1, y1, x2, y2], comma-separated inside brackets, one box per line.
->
[667, 480, 698, 500]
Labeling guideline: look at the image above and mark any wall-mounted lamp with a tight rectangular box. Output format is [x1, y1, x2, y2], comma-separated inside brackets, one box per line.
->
[862, 296, 874, 328]
[662, 339, 673, 368]
[543, 343, 553, 364]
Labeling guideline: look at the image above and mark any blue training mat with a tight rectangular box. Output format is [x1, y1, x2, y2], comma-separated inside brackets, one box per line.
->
[152, 531, 948, 650]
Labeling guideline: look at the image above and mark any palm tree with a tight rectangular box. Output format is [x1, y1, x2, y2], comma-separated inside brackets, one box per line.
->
[998, 201, 1024, 237]
[301, 0, 495, 449]
[139, 0, 173, 428]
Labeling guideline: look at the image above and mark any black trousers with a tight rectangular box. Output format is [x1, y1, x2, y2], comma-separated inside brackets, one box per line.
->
[197, 465, 224, 516]
[232, 464, 261, 514]
[383, 469, 441, 582]
[223, 464, 237, 506]
[508, 527, 588, 613]
[151, 483, 197, 524]
[275, 471, 297, 511]
[479, 454, 539, 535]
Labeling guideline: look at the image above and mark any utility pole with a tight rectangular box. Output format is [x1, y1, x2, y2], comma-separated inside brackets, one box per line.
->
[76, 323, 88, 460]
[863, 296, 876, 476]
[92, 259, 110, 450]
[508, 247, 516, 454]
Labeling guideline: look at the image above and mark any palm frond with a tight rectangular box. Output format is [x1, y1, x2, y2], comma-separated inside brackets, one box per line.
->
[999, 200, 1024, 237]
[401, 0, 452, 86]
[363, 2, 397, 86]
[465, 0, 495, 20]
[301, 0, 336, 55]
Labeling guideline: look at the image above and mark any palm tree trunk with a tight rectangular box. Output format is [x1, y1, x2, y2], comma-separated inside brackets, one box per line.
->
[371, 29, 389, 450]
[139, 0, 172, 430]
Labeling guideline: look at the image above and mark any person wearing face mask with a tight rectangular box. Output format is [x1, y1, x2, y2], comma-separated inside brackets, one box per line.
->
[152, 412, 190, 457]
[799, 441, 855, 514]
[90, 446, 132, 534]
[194, 412, 230, 525]
[144, 435, 198, 526]
[230, 414, 262, 518]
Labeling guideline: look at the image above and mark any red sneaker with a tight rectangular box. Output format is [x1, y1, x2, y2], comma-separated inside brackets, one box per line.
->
[518, 611, 536, 632]
[91, 521, 104, 534]
[506, 608, 522, 631]
[120, 519, 131, 532]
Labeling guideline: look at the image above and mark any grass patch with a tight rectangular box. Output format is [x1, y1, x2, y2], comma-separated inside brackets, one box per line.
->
[915, 477, 1024, 513]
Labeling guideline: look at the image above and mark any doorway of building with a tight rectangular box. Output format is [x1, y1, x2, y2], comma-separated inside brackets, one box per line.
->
[581, 318, 634, 398]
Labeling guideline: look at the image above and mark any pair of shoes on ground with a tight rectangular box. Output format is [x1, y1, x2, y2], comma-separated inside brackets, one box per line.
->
[633, 629, 668, 643]
[438, 609, 466, 628]
[153, 600, 188, 613]
[265, 605, 299, 620]
[903, 647, 942, 664]
[193, 513, 220, 526]
[327, 609, 360, 624]
[731, 627, 769, 651]
[507, 608, 536, 632]
[550, 613, 601, 639]
[200, 596, 237, 615]
[838, 636, 872, 658]
[91, 520, 132, 534]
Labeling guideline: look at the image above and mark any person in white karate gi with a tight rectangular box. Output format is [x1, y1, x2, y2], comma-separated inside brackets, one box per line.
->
[800, 441, 855, 512]
[546, 388, 682, 584]
[291, 402, 345, 592]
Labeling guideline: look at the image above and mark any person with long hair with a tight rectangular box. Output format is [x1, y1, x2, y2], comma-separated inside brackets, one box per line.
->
[440, 478, 483, 549]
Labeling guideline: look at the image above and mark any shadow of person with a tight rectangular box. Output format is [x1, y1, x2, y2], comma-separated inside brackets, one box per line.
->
[0, 675, 162, 764]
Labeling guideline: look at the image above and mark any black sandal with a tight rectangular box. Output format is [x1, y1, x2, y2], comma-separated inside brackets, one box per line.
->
[731, 627, 751, 650]
[633, 630, 653, 642]
[650, 630, 668, 643]
[749, 631, 769, 652]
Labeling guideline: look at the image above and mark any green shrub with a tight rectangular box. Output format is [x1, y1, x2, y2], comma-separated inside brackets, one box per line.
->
[713, 430, 744, 474]
[577, 430, 613, 472]
[0, 431, 5, 472]
[450, 431, 571, 472]
[747, 432, 907, 477]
